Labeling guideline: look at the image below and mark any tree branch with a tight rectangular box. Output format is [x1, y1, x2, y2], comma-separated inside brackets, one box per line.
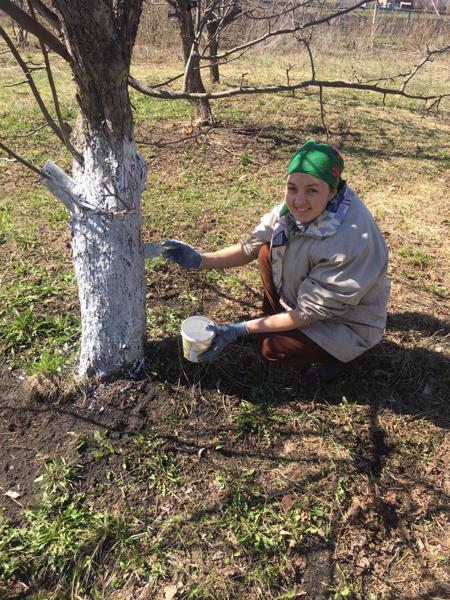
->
[201, 0, 374, 61]
[28, 0, 61, 31]
[318, 85, 329, 140]
[129, 75, 450, 103]
[134, 48, 247, 90]
[0, 25, 83, 164]
[0, 139, 48, 177]
[40, 160, 77, 212]
[298, 36, 315, 80]
[401, 44, 450, 92]
[243, 0, 315, 21]
[26, 0, 82, 164]
[0, 0, 70, 60]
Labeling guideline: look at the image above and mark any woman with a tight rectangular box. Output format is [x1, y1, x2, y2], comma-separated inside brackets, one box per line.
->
[157, 140, 390, 381]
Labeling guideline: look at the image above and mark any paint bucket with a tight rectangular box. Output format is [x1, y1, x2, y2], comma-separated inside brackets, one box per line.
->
[181, 316, 215, 362]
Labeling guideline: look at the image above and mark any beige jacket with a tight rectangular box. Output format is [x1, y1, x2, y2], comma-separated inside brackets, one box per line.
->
[246, 186, 391, 362]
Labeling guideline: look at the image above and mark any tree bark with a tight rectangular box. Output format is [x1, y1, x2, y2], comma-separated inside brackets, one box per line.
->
[206, 22, 220, 84]
[40, 0, 148, 377]
[174, 0, 214, 124]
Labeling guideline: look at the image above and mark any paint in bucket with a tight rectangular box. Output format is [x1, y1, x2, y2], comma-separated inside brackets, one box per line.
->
[181, 316, 215, 362]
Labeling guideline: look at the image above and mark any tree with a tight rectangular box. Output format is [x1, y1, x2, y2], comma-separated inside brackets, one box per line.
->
[132, 0, 449, 124]
[0, 0, 147, 378]
[166, 0, 214, 123]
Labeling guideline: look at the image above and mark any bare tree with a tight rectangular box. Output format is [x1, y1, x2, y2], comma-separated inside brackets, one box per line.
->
[203, 0, 242, 83]
[166, 0, 214, 123]
[131, 0, 449, 125]
[0, 0, 148, 378]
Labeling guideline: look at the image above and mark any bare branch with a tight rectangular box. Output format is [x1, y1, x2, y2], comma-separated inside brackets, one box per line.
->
[239, 72, 248, 88]
[318, 85, 329, 140]
[41, 160, 77, 212]
[26, 0, 82, 164]
[0, 0, 70, 61]
[28, 0, 83, 165]
[144, 71, 185, 89]
[201, 0, 374, 61]
[364, 72, 410, 85]
[15, 122, 49, 137]
[401, 44, 450, 92]
[141, 48, 248, 90]
[129, 75, 450, 104]
[0, 25, 83, 164]
[28, 0, 61, 31]
[201, 1, 242, 56]
[42, 160, 136, 216]
[0, 139, 48, 178]
[298, 36, 315, 80]
[286, 63, 296, 95]
[244, 0, 315, 21]
[5, 79, 30, 87]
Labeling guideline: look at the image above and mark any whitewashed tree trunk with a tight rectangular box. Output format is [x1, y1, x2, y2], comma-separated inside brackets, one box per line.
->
[43, 133, 148, 377]
[36, 0, 147, 378]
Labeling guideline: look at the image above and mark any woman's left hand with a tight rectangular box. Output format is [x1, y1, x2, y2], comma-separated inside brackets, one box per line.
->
[199, 321, 248, 361]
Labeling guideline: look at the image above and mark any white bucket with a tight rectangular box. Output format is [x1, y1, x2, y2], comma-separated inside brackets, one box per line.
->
[181, 316, 215, 362]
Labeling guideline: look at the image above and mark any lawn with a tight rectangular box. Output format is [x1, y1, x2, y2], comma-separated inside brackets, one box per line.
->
[0, 32, 449, 600]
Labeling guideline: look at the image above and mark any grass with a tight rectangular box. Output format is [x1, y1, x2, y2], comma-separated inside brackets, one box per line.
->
[0, 458, 133, 596]
[0, 24, 450, 600]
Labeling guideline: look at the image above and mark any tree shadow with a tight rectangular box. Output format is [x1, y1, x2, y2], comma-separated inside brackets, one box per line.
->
[212, 121, 446, 163]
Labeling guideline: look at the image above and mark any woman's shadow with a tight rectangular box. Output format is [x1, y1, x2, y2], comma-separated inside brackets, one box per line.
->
[148, 310, 450, 430]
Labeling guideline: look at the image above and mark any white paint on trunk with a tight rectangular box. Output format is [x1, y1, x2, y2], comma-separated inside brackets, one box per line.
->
[43, 133, 148, 377]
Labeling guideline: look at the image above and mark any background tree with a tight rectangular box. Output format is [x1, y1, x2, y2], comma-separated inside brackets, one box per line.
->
[132, 0, 449, 125]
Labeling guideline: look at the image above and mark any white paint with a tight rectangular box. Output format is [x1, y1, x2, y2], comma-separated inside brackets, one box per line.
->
[43, 132, 148, 377]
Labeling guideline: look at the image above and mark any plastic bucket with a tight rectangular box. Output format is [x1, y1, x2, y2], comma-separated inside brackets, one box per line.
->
[181, 316, 215, 362]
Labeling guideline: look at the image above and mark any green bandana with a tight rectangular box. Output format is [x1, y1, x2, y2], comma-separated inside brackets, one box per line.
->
[287, 140, 344, 189]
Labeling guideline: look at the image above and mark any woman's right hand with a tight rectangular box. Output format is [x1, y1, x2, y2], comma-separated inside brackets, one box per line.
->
[162, 239, 203, 270]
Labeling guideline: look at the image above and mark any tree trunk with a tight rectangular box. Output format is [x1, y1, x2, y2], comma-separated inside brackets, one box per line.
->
[175, 0, 214, 125]
[206, 22, 220, 84]
[41, 0, 147, 378]
[73, 136, 147, 377]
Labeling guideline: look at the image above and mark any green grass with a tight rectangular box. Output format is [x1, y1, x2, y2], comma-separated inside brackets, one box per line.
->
[0, 458, 133, 595]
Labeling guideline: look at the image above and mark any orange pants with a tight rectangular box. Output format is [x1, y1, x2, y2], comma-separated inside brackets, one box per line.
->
[256, 244, 333, 367]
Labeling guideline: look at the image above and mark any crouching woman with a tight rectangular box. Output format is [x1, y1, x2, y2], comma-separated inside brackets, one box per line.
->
[157, 140, 391, 381]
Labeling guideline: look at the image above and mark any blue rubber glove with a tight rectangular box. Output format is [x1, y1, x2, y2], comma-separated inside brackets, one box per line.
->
[162, 239, 203, 270]
[199, 321, 249, 362]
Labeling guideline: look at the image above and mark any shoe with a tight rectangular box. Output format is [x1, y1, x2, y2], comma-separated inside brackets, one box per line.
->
[304, 359, 344, 383]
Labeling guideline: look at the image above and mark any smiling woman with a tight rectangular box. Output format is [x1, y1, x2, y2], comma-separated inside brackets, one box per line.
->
[149, 140, 391, 381]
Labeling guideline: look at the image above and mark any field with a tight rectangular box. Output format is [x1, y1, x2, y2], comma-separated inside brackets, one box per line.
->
[0, 31, 450, 600]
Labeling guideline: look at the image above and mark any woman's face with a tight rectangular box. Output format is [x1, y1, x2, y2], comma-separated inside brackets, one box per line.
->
[285, 172, 336, 224]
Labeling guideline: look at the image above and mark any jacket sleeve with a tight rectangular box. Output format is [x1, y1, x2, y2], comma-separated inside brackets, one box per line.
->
[241, 204, 283, 260]
[296, 238, 388, 324]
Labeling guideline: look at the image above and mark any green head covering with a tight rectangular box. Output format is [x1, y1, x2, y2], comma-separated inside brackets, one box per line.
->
[287, 140, 344, 189]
